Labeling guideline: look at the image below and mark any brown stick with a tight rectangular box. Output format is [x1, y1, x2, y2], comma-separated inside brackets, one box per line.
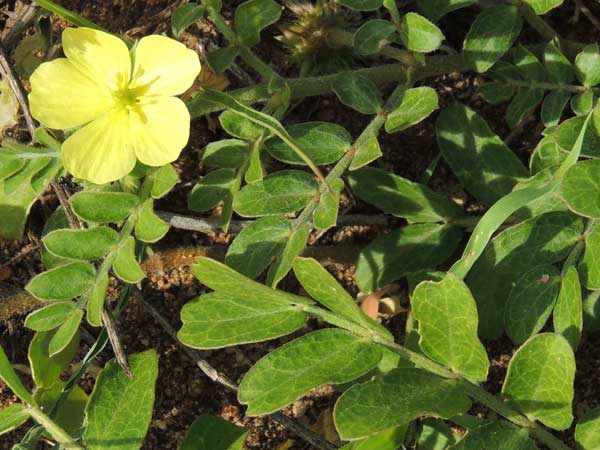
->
[135, 290, 338, 450]
[2, 4, 38, 50]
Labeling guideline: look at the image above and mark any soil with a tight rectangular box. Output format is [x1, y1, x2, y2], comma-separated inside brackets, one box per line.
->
[2, 0, 600, 449]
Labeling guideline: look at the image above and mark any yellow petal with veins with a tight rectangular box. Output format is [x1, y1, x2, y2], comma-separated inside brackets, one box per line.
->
[129, 35, 200, 97]
[62, 108, 136, 184]
[29, 59, 116, 130]
[62, 27, 131, 92]
[130, 96, 190, 166]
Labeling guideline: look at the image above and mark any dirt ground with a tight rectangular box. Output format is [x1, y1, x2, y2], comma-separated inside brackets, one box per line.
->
[2, 0, 600, 449]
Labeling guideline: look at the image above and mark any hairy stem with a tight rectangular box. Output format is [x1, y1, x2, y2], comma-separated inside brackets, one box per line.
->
[188, 54, 467, 117]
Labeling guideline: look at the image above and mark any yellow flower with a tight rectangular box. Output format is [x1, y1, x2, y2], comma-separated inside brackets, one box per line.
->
[29, 27, 201, 184]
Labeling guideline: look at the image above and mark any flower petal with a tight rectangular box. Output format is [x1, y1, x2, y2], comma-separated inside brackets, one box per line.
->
[62, 27, 131, 91]
[62, 108, 136, 184]
[130, 96, 190, 166]
[29, 59, 116, 129]
[129, 35, 200, 96]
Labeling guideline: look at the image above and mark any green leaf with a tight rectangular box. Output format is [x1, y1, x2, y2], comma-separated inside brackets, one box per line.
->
[135, 199, 170, 243]
[219, 110, 265, 140]
[0, 404, 29, 435]
[193, 256, 314, 305]
[467, 259, 519, 339]
[571, 90, 595, 116]
[333, 73, 383, 114]
[541, 90, 571, 127]
[504, 265, 561, 344]
[40, 207, 70, 269]
[523, 0, 564, 14]
[576, 44, 600, 87]
[417, 0, 475, 22]
[337, 0, 384, 10]
[225, 215, 290, 278]
[451, 421, 538, 450]
[112, 236, 145, 283]
[553, 266, 582, 350]
[334, 368, 471, 440]
[26, 261, 95, 301]
[544, 39, 575, 84]
[530, 136, 567, 174]
[151, 164, 179, 199]
[576, 408, 600, 450]
[399, 13, 444, 53]
[350, 136, 382, 170]
[85, 350, 159, 450]
[178, 292, 307, 349]
[206, 45, 240, 73]
[180, 415, 248, 450]
[579, 222, 600, 289]
[385, 87, 438, 134]
[265, 122, 351, 166]
[234, 0, 282, 47]
[171, 2, 205, 37]
[29, 327, 80, 387]
[348, 167, 464, 223]
[43, 227, 118, 260]
[48, 308, 83, 356]
[314, 178, 343, 230]
[506, 88, 544, 130]
[71, 191, 139, 223]
[233, 170, 317, 217]
[343, 425, 408, 450]
[238, 329, 383, 415]
[0, 344, 33, 403]
[514, 45, 545, 82]
[583, 290, 600, 332]
[481, 211, 583, 274]
[413, 274, 489, 381]
[353, 19, 396, 55]
[436, 102, 529, 205]
[502, 333, 575, 430]
[188, 168, 236, 212]
[266, 223, 310, 287]
[0, 150, 60, 239]
[203, 139, 249, 169]
[293, 257, 390, 337]
[87, 272, 109, 327]
[356, 223, 463, 293]
[24, 301, 75, 331]
[551, 114, 600, 159]
[479, 82, 515, 105]
[463, 5, 522, 73]
[416, 419, 456, 450]
[561, 160, 600, 218]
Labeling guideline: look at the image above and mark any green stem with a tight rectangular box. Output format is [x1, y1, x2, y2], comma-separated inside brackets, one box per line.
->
[188, 54, 467, 117]
[27, 405, 83, 450]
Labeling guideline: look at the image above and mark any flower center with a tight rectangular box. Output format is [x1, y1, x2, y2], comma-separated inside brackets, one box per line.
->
[114, 88, 139, 110]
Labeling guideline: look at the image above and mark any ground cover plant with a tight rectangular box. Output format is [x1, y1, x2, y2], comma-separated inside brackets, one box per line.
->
[2, 0, 600, 449]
